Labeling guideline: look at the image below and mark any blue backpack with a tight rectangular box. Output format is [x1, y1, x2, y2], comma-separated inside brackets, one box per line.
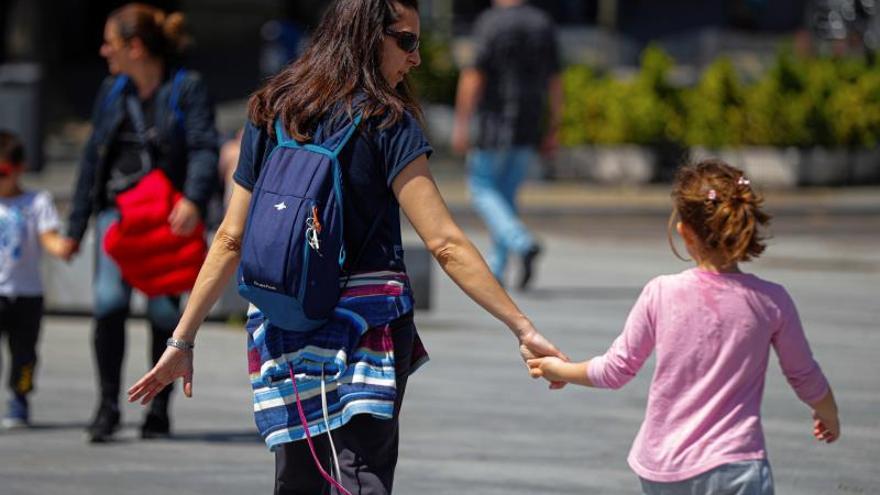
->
[237, 115, 365, 331]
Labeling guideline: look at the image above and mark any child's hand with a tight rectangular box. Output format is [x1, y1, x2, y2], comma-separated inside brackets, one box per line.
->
[527, 357, 567, 383]
[812, 410, 840, 443]
[528, 357, 593, 387]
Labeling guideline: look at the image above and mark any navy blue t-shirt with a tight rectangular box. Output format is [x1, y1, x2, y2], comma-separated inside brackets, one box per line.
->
[233, 110, 432, 273]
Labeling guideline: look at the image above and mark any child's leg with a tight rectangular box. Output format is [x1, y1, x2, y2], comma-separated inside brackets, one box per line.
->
[6, 296, 43, 398]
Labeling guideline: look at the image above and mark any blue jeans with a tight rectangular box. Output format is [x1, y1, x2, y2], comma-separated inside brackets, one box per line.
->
[467, 148, 537, 279]
[640, 460, 774, 495]
[93, 209, 180, 406]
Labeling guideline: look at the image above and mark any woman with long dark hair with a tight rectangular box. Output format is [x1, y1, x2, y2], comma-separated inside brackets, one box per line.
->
[128, 1, 563, 493]
[62, 3, 218, 443]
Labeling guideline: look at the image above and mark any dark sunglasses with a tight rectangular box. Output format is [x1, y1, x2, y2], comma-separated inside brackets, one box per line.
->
[384, 28, 420, 53]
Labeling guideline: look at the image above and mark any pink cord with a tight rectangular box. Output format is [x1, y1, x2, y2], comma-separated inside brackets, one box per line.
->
[289, 366, 353, 495]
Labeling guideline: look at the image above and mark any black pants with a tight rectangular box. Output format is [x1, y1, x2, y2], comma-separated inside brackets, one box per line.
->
[94, 307, 178, 409]
[0, 296, 43, 396]
[274, 316, 416, 495]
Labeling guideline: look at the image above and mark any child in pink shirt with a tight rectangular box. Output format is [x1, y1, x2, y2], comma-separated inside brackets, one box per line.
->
[528, 159, 839, 494]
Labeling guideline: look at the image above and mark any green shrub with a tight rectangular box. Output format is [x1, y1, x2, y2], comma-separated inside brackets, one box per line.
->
[562, 45, 685, 146]
[561, 46, 880, 148]
[683, 58, 746, 147]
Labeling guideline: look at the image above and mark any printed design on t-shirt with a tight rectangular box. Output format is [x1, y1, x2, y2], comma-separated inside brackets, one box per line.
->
[0, 205, 25, 266]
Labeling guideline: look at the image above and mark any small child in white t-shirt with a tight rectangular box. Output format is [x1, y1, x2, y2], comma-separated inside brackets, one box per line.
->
[0, 130, 71, 428]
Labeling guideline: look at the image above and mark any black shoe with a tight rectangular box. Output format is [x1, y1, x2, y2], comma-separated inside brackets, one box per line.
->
[518, 244, 542, 290]
[87, 404, 120, 443]
[140, 408, 171, 439]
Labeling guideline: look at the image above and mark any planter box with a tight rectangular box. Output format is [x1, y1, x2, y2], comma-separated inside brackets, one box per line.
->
[850, 148, 880, 184]
[799, 148, 850, 186]
[689, 146, 880, 187]
[691, 147, 800, 188]
[555, 145, 658, 184]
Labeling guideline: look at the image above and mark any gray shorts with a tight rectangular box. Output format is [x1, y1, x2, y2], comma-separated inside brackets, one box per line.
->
[640, 460, 774, 495]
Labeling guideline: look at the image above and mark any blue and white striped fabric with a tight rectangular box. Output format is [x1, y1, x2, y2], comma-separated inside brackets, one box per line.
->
[245, 271, 418, 450]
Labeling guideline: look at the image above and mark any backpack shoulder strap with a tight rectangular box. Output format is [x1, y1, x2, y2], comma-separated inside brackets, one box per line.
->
[168, 68, 187, 127]
[273, 117, 301, 148]
[101, 75, 129, 112]
[330, 114, 363, 158]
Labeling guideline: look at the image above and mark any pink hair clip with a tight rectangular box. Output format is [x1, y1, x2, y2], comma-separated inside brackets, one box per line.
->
[707, 189, 717, 201]
[737, 176, 750, 186]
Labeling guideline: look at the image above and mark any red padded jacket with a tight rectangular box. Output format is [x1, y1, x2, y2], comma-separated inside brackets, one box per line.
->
[103, 170, 206, 297]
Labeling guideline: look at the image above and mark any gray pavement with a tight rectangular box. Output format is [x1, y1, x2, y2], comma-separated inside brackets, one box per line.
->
[1, 212, 878, 494]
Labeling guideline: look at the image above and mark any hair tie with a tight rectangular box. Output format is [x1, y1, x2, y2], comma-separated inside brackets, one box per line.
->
[707, 189, 717, 201]
[737, 176, 750, 186]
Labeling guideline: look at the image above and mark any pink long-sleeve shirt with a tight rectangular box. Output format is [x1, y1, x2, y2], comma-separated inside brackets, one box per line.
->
[588, 268, 829, 482]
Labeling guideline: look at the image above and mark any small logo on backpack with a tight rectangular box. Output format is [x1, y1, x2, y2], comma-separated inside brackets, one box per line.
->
[274, 202, 287, 211]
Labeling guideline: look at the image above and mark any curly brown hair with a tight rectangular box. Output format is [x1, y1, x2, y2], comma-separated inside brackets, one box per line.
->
[247, 0, 422, 142]
[668, 159, 771, 266]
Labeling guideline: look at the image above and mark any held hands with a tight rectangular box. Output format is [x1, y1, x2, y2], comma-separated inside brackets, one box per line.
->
[127, 346, 194, 405]
[518, 328, 568, 389]
[168, 197, 200, 236]
[528, 357, 591, 387]
[56, 237, 80, 262]
[527, 356, 570, 383]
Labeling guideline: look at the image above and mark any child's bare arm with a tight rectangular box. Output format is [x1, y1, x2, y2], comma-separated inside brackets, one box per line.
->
[528, 357, 594, 387]
[810, 387, 840, 443]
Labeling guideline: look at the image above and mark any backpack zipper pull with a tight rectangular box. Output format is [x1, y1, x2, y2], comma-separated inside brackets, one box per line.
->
[306, 206, 321, 252]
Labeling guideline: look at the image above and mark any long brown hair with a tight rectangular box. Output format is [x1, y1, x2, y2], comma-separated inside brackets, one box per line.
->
[108, 3, 190, 60]
[248, 0, 422, 141]
[669, 159, 771, 266]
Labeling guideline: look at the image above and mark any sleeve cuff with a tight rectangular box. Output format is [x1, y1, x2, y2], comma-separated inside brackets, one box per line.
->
[587, 356, 608, 389]
[386, 145, 433, 187]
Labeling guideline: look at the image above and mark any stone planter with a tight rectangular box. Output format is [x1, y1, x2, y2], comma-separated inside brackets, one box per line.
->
[555, 145, 658, 184]
[689, 146, 880, 187]
[798, 148, 850, 186]
[690, 147, 801, 188]
[849, 148, 880, 184]
[555, 145, 880, 186]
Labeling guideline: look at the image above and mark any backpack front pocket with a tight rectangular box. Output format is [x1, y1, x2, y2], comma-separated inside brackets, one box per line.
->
[240, 192, 311, 296]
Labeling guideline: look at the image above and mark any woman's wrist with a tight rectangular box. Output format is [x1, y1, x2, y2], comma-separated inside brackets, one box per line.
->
[166, 338, 194, 351]
[511, 316, 535, 341]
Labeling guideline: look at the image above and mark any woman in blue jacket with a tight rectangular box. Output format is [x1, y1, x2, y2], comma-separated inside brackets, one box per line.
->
[61, 3, 218, 443]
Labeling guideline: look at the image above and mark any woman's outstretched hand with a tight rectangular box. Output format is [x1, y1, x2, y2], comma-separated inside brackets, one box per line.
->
[518, 329, 568, 389]
[128, 346, 194, 405]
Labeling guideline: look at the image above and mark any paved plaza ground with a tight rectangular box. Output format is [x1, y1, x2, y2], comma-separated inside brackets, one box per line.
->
[1, 200, 878, 494]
